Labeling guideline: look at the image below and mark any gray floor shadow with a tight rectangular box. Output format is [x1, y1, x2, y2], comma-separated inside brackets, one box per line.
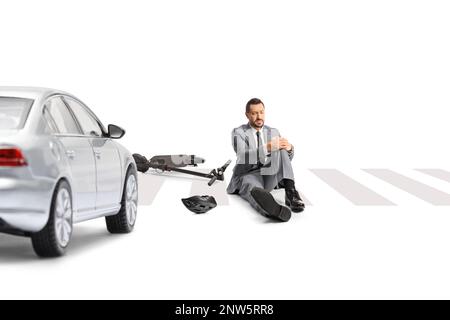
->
[0, 233, 36, 262]
[67, 225, 122, 255]
[0, 225, 121, 263]
[231, 193, 290, 224]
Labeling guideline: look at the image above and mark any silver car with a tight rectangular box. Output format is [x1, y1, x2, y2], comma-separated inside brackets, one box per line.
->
[0, 87, 138, 257]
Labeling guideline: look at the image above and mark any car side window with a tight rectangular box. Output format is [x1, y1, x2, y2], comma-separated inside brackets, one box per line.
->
[46, 97, 80, 134]
[64, 97, 103, 137]
[42, 106, 59, 134]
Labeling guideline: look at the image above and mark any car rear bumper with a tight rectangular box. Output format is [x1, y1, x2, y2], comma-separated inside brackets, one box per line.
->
[0, 177, 54, 233]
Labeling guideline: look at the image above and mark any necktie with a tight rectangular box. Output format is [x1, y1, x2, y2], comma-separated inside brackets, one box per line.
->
[256, 131, 264, 167]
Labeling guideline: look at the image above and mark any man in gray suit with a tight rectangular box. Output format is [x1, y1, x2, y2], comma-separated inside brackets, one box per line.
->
[227, 98, 305, 222]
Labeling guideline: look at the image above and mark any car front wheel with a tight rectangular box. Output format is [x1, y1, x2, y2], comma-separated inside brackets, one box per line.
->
[106, 167, 138, 233]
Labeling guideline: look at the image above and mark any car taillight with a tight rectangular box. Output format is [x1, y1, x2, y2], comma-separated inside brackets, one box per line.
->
[0, 148, 28, 166]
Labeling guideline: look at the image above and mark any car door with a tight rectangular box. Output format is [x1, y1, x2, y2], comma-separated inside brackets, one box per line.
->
[45, 96, 97, 216]
[63, 96, 122, 212]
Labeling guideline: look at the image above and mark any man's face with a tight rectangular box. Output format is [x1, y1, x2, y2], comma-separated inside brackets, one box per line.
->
[246, 103, 265, 129]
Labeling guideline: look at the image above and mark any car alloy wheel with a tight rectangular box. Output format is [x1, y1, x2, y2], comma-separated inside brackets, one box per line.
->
[54, 187, 73, 248]
[125, 174, 138, 226]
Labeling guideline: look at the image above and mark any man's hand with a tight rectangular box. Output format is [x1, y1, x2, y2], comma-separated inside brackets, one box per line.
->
[279, 137, 292, 151]
[267, 137, 292, 152]
[266, 137, 278, 152]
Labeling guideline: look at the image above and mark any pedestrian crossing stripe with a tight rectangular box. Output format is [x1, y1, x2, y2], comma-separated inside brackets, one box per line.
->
[137, 169, 450, 206]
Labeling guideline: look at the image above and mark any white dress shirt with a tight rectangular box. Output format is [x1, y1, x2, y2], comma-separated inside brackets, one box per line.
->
[250, 125, 268, 163]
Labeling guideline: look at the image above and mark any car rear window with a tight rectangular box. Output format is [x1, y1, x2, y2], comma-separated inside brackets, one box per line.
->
[0, 97, 34, 130]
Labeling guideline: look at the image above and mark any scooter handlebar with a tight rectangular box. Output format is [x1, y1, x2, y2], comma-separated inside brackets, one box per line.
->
[208, 176, 218, 186]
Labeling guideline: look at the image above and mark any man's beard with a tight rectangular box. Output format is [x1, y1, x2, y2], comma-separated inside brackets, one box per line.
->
[253, 120, 264, 128]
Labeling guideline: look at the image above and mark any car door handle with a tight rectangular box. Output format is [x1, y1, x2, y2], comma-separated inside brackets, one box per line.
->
[66, 150, 76, 159]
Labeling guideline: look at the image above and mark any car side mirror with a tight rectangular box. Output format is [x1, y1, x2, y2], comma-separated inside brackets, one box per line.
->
[108, 124, 126, 139]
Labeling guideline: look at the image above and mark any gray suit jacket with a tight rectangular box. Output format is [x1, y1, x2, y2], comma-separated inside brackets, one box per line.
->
[227, 123, 294, 194]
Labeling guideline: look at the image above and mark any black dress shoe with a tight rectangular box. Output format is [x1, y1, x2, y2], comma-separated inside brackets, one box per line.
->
[250, 187, 291, 222]
[285, 189, 305, 213]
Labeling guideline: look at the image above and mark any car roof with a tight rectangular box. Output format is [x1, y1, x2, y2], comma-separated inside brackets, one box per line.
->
[0, 86, 69, 100]
[0, 87, 86, 134]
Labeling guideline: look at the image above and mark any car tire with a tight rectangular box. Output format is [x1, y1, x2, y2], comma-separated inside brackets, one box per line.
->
[106, 166, 138, 233]
[31, 180, 73, 258]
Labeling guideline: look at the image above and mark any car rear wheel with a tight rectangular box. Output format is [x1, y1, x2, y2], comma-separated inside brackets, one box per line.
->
[31, 180, 73, 257]
[105, 167, 138, 233]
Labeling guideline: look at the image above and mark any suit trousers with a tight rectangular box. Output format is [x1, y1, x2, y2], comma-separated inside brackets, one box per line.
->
[236, 149, 295, 216]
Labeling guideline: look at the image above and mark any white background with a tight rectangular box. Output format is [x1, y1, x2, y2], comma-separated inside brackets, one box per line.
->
[1, 0, 450, 299]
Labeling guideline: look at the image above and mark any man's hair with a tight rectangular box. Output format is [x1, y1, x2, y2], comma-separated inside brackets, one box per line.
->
[246, 98, 265, 113]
